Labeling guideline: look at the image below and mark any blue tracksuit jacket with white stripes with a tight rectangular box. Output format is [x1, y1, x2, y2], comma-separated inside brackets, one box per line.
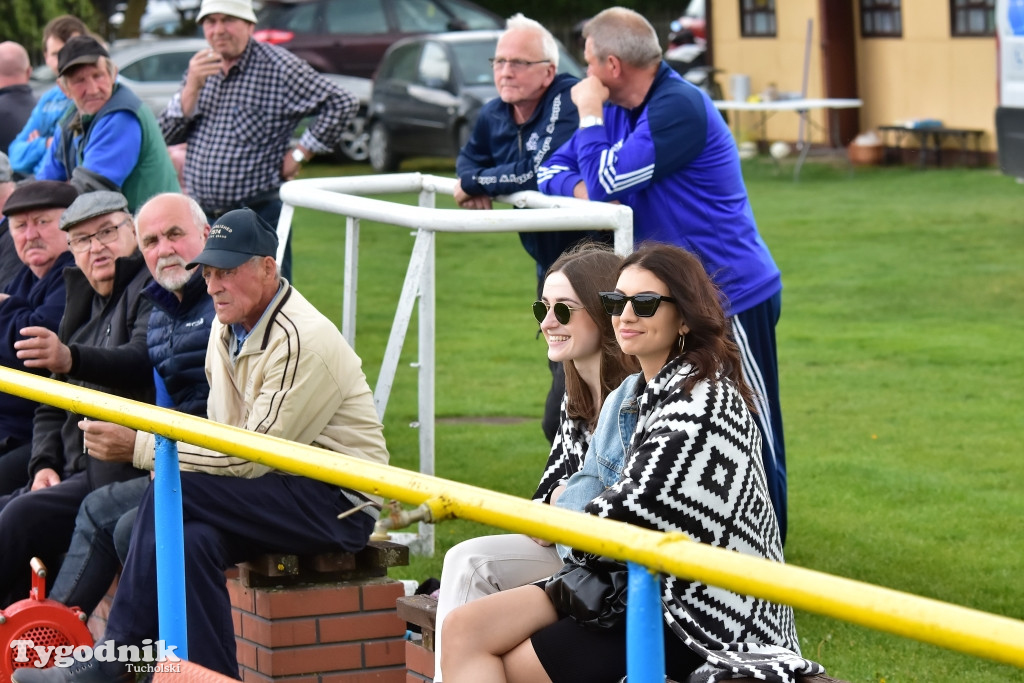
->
[538, 63, 780, 316]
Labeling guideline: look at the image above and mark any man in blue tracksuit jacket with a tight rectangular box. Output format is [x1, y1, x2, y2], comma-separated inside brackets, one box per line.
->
[538, 7, 789, 544]
[455, 14, 610, 444]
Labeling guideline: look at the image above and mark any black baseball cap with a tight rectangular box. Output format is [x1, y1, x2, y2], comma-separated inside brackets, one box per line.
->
[187, 208, 278, 270]
[57, 35, 110, 77]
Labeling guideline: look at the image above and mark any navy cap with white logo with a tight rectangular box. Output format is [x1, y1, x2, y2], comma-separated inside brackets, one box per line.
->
[187, 208, 278, 270]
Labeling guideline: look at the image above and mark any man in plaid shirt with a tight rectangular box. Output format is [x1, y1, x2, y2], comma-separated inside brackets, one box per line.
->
[159, 0, 357, 282]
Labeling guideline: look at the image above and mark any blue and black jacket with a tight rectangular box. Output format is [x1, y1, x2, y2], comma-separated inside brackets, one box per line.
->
[458, 72, 609, 281]
[539, 63, 780, 315]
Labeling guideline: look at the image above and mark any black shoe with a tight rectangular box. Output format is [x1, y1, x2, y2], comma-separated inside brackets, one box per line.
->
[11, 658, 134, 683]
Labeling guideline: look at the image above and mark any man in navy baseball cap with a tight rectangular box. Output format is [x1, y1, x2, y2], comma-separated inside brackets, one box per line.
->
[187, 207, 277, 271]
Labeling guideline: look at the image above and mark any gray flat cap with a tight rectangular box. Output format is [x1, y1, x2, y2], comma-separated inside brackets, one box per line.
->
[60, 191, 129, 232]
[0, 153, 12, 183]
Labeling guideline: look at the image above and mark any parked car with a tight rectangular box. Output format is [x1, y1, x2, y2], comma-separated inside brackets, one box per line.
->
[366, 30, 584, 172]
[29, 37, 372, 161]
[254, 0, 504, 79]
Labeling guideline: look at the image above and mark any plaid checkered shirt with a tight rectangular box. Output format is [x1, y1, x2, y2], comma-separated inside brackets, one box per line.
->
[160, 38, 357, 211]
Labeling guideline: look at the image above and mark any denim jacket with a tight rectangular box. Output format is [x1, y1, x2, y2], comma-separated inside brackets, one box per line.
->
[555, 372, 641, 558]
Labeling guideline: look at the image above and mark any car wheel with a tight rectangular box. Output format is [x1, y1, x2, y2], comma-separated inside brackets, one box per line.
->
[336, 110, 369, 163]
[369, 122, 399, 173]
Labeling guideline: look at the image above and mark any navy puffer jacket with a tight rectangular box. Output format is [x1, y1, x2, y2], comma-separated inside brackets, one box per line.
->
[144, 269, 214, 416]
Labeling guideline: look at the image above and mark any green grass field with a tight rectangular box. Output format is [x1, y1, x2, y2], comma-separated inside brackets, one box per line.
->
[291, 158, 1024, 683]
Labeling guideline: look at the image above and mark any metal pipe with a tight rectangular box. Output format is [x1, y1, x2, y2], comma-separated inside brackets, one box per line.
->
[3, 361, 1024, 669]
[152, 370, 188, 661]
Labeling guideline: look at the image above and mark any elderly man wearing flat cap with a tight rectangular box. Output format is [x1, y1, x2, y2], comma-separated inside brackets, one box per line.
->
[36, 35, 180, 212]
[13, 209, 390, 682]
[0, 180, 77, 494]
[0, 190, 153, 610]
[159, 0, 357, 282]
[42, 192, 216, 623]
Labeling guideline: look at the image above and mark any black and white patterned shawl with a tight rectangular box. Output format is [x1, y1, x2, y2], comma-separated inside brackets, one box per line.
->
[578, 355, 824, 682]
[533, 393, 592, 503]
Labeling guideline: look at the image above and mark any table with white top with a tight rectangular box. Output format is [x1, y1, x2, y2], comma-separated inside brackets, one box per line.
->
[711, 98, 864, 179]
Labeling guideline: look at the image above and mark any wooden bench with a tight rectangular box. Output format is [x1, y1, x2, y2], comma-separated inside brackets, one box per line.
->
[395, 594, 849, 683]
[878, 125, 986, 168]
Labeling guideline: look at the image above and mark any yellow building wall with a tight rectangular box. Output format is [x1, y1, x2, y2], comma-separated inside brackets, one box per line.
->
[710, 0, 997, 151]
[712, 0, 828, 145]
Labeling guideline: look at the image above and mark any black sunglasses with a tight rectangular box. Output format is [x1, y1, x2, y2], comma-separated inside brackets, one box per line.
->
[598, 292, 676, 317]
[533, 300, 583, 325]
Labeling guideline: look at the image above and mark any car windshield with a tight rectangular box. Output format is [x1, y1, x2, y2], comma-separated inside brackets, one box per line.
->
[450, 39, 497, 85]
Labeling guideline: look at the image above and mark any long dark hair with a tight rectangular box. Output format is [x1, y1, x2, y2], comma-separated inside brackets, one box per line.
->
[619, 242, 755, 411]
[547, 243, 639, 429]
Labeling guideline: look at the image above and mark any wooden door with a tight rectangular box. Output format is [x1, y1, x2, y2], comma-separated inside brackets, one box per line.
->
[819, 0, 861, 144]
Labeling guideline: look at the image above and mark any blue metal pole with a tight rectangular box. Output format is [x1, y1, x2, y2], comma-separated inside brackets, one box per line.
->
[626, 561, 664, 682]
[153, 370, 188, 660]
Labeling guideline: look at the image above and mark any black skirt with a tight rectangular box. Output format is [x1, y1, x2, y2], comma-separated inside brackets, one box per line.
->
[530, 614, 703, 683]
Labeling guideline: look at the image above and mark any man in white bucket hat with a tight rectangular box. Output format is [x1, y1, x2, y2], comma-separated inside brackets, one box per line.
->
[158, 0, 357, 282]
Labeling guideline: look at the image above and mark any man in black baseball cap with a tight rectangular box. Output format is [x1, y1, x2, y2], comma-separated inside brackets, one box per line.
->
[187, 207, 278, 271]
[55, 34, 108, 77]
[34, 35, 179, 212]
[11, 202, 388, 681]
[187, 208, 279, 332]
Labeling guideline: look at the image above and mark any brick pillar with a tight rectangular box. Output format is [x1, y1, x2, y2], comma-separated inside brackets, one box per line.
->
[396, 595, 436, 682]
[228, 542, 410, 682]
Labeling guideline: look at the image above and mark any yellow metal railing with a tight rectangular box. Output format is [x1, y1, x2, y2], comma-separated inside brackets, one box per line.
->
[3, 365, 1023, 669]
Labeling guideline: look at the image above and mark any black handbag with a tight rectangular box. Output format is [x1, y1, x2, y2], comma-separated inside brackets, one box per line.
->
[544, 557, 630, 630]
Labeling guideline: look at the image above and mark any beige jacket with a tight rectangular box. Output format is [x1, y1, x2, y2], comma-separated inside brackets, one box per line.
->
[133, 281, 389, 498]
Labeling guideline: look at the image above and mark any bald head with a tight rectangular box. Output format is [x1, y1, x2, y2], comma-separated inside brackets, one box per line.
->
[0, 41, 31, 86]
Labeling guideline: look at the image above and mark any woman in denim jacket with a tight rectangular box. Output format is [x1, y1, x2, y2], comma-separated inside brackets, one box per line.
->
[444, 243, 822, 683]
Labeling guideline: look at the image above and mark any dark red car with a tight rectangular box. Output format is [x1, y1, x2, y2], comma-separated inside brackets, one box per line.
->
[254, 0, 504, 79]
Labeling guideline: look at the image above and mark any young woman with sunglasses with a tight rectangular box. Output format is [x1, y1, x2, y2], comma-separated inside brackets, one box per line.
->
[431, 243, 638, 682]
[442, 243, 822, 683]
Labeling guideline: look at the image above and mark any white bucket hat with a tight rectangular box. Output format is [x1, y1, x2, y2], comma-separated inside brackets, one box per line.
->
[197, 0, 258, 24]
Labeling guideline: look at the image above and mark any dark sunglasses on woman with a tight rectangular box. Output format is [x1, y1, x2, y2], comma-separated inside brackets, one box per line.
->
[598, 292, 676, 317]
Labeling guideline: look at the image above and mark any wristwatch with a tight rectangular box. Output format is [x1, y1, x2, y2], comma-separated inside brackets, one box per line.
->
[290, 147, 308, 164]
[579, 115, 604, 129]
